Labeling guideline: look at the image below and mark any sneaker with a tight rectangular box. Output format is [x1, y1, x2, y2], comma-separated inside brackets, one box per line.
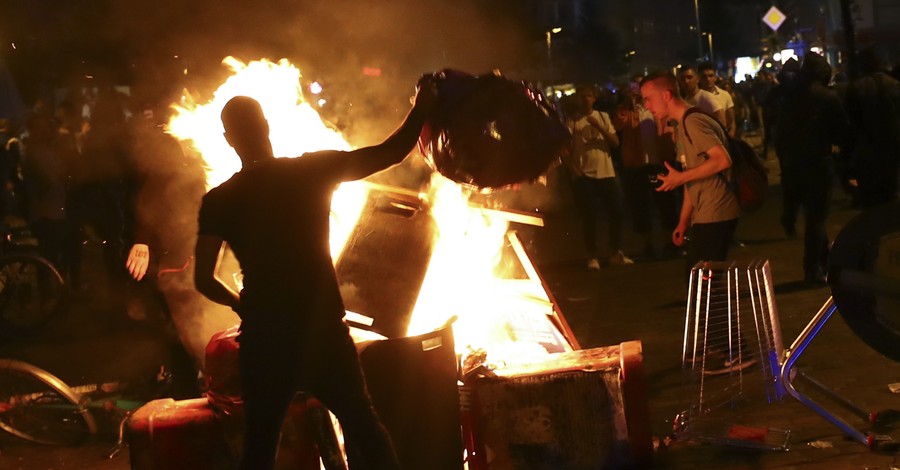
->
[609, 250, 635, 266]
[587, 258, 601, 271]
[703, 356, 758, 376]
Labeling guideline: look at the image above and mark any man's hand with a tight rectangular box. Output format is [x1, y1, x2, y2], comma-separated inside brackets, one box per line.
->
[655, 161, 685, 191]
[414, 74, 440, 115]
[126, 243, 150, 281]
[672, 222, 689, 247]
[587, 114, 603, 130]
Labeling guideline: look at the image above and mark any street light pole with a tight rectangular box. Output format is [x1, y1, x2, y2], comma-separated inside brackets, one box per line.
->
[693, 0, 703, 60]
[706, 32, 714, 62]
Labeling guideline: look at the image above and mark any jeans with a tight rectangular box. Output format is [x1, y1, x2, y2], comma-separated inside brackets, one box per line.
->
[572, 175, 626, 258]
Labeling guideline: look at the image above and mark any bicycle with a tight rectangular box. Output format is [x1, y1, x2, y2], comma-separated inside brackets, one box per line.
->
[0, 357, 179, 458]
[0, 218, 66, 336]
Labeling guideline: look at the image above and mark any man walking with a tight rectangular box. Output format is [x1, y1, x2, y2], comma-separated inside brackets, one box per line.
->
[699, 62, 736, 138]
[678, 64, 726, 129]
[641, 71, 748, 374]
[641, 70, 739, 270]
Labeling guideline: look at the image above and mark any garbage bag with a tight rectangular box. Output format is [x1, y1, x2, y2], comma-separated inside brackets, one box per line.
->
[418, 69, 570, 189]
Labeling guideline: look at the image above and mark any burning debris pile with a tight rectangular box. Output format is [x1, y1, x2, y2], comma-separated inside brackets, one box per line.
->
[167, 57, 575, 369]
[138, 57, 651, 469]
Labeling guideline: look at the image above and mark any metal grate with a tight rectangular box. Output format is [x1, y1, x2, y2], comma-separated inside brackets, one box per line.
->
[675, 260, 791, 451]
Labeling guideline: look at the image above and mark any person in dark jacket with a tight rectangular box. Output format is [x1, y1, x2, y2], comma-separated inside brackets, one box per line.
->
[774, 52, 850, 285]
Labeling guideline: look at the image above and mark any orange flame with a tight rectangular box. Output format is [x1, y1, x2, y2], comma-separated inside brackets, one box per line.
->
[167, 57, 366, 261]
[167, 57, 569, 369]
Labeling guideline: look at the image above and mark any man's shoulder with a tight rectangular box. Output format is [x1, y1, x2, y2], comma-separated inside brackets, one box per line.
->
[698, 89, 723, 110]
[684, 108, 719, 126]
[715, 86, 735, 105]
[683, 109, 726, 144]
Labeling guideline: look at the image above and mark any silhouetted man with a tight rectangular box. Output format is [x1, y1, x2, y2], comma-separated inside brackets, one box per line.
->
[194, 79, 437, 469]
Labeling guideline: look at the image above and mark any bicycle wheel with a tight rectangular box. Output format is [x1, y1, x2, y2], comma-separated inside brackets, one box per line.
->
[0, 359, 96, 445]
[0, 254, 65, 334]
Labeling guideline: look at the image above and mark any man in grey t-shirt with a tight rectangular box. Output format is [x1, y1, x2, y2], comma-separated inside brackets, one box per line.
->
[641, 70, 747, 375]
[640, 70, 739, 271]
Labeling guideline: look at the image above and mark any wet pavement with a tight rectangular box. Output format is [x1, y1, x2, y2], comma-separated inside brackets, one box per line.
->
[1, 137, 899, 469]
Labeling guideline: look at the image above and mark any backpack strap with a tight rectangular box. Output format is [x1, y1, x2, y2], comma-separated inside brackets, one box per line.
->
[680, 106, 725, 145]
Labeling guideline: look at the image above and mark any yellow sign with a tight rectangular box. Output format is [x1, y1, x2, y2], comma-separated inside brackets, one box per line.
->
[763, 6, 787, 31]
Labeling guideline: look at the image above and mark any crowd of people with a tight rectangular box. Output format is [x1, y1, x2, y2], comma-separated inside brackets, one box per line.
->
[557, 48, 900, 287]
[0, 86, 206, 395]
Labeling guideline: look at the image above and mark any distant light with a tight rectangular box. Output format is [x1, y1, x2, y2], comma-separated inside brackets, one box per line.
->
[735, 57, 760, 82]
[773, 52, 782, 62]
[551, 27, 562, 34]
[779, 48, 797, 63]
[309, 81, 323, 95]
[810, 46, 823, 55]
[10, 43, 15, 50]
[85, 75, 94, 79]
[765, 62, 773, 68]
[183, 68, 188, 75]
[317, 98, 327, 107]
[173, 55, 179, 59]
[362, 67, 382, 77]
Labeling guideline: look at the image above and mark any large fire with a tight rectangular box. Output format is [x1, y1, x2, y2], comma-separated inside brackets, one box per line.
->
[167, 57, 570, 367]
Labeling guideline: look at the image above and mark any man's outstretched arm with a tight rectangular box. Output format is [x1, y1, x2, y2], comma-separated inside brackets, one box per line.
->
[194, 234, 241, 311]
[338, 77, 439, 181]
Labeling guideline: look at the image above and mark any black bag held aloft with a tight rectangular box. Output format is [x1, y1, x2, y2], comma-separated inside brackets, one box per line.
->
[418, 69, 570, 190]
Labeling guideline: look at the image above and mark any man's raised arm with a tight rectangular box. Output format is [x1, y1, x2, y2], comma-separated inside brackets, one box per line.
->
[339, 77, 439, 181]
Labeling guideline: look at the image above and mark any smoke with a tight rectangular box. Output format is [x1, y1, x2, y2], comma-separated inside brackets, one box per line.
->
[100, 1, 566, 363]
[106, 0, 534, 140]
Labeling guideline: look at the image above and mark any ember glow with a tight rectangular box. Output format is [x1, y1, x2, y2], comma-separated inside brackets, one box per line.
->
[167, 57, 570, 368]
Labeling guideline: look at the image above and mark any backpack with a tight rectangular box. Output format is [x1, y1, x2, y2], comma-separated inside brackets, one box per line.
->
[682, 108, 769, 212]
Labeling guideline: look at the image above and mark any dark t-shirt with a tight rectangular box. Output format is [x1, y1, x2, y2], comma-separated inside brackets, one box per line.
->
[198, 150, 354, 330]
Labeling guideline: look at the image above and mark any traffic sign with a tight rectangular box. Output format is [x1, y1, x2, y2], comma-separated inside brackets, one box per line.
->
[762, 5, 787, 31]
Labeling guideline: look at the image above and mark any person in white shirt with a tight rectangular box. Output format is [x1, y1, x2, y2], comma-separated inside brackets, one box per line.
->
[564, 84, 634, 270]
[678, 65, 726, 129]
[699, 62, 736, 137]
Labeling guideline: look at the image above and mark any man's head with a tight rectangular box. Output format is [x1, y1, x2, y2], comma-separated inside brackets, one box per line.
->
[574, 84, 598, 113]
[698, 62, 717, 91]
[640, 70, 681, 122]
[221, 96, 273, 164]
[678, 65, 700, 96]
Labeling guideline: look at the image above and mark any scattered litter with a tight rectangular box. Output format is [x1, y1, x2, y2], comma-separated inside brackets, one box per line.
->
[727, 424, 769, 443]
[652, 435, 675, 452]
[807, 440, 833, 449]
[888, 382, 900, 394]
